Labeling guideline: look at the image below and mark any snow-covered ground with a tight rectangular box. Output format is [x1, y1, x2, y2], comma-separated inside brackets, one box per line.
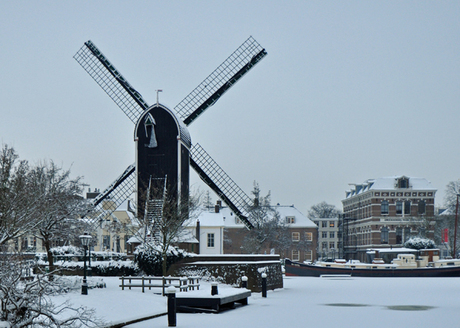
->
[53, 276, 460, 328]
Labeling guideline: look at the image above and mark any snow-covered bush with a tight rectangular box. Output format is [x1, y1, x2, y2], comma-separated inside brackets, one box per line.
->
[135, 244, 189, 276]
[404, 237, 436, 250]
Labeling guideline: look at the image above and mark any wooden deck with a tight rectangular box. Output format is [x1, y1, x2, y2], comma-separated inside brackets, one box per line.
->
[176, 290, 251, 313]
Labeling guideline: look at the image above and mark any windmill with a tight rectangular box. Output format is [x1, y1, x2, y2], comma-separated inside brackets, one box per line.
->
[74, 37, 267, 230]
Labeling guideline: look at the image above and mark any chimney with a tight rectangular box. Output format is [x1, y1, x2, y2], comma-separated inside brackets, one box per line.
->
[215, 200, 221, 213]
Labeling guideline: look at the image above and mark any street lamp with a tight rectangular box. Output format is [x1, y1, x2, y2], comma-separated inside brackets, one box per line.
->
[79, 232, 92, 295]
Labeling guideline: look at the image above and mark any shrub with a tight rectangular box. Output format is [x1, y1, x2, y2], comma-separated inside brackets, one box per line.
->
[134, 245, 189, 276]
[404, 237, 436, 250]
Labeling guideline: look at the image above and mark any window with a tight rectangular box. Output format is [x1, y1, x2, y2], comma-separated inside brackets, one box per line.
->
[305, 232, 313, 241]
[292, 249, 300, 261]
[304, 251, 312, 261]
[207, 233, 215, 248]
[103, 235, 110, 250]
[322, 242, 327, 250]
[396, 201, 403, 215]
[396, 227, 402, 244]
[329, 242, 335, 249]
[292, 232, 300, 242]
[418, 200, 426, 214]
[116, 236, 121, 253]
[322, 231, 327, 239]
[404, 201, 411, 215]
[285, 216, 296, 224]
[381, 200, 389, 215]
[322, 221, 327, 228]
[404, 227, 411, 243]
[398, 177, 409, 189]
[22, 237, 28, 250]
[330, 232, 335, 239]
[381, 227, 389, 244]
[329, 221, 335, 228]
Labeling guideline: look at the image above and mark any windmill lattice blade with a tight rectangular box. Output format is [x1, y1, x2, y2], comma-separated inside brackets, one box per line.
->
[190, 143, 254, 229]
[74, 41, 149, 124]
[86, 164, 136, 228]
[175, 36, 267, 125]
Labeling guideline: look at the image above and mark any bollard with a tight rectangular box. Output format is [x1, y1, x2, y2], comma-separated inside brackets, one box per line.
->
[211, 282, 218, 296]
[166, 286, 177, 327]
[261, 273, 267, 298]
[241, 276, 248, 289]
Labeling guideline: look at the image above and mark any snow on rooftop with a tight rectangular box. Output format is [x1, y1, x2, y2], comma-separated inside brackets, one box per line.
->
[193, 205, 316, 228]
[345, 175, 436, 198]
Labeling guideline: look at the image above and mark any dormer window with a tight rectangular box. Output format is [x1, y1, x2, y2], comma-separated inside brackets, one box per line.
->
[285, 216, 295, 224]
[397, 177, 409, 189]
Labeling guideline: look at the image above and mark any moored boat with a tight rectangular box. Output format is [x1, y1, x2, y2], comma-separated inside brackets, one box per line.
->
[285, 250, 460, 278]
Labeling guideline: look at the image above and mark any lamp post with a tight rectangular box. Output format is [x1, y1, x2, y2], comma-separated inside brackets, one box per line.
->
[79, 232, 92, 295]
[453, 194, 460, 259]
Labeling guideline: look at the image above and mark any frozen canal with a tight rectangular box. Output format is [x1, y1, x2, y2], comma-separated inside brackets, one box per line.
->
[122, 276, 460, 328]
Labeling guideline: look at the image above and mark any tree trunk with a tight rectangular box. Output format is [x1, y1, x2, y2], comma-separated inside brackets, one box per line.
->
[44, 238, 55, 281]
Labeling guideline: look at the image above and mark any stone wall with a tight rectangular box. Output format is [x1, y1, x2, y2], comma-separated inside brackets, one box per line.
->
[168, 254, 283, 292]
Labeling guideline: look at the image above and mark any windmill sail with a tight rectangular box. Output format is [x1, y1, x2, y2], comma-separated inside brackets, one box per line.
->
[190, 143, 254, 229]
[86, 164, 136, 227]
[75, 37, 266, 230]
[74, 40, 149, 124]
[175, 36, 267, 126]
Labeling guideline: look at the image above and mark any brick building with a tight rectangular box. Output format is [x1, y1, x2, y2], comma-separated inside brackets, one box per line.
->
[341, 176, 436, 261]
[189, 204, 317, 261]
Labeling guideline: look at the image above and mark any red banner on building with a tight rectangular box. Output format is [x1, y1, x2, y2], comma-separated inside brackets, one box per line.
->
[443, 228, 449, 243]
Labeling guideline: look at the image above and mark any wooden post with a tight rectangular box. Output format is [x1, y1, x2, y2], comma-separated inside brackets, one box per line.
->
[121, 276, 125, 290]
[261, 273, 267, 298]
[211, 282, 218, 295]
[241, 275, 248, 289]
[166, 286, 177, 327]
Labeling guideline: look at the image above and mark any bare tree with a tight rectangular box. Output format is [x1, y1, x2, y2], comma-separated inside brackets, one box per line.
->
[0, 253, 101, 327]
[308, 201, 341, 219]
[444, 180, 460, 213]
[438, 180, 460, 257]
[27, 161, 89, 279]
[0, 145, 38, 247]
[242, 182, 290, 254]
[134, 186, 202, 276]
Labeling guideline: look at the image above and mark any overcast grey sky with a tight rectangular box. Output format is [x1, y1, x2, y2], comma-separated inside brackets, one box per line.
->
[1, 1, 459, 215]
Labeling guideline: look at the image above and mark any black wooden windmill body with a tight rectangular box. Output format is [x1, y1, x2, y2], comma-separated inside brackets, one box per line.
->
[74, 37, 267, 230]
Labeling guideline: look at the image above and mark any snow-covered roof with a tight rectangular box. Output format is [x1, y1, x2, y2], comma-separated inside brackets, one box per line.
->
[192, 205, 317, 228]
[345, 175, 436, 199]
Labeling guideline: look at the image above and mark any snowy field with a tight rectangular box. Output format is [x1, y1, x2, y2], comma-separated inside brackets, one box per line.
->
[55, 276, 460, 328]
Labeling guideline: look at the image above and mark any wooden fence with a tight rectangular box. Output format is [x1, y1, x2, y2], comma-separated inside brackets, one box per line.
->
[119, 275, 200, 295]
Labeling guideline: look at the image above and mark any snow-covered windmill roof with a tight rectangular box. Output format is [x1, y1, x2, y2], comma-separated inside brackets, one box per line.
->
[345, 175, 436, 199]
